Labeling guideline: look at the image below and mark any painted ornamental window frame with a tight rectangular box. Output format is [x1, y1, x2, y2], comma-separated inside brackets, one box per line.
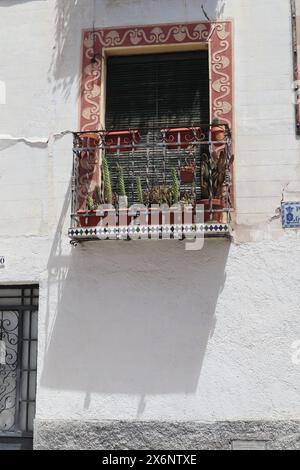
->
[79, 21, 233, 133]
[69, 21, 234, 240]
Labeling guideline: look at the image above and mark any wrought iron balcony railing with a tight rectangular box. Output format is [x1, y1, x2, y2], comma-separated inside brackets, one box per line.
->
[69, 124, 233, 241]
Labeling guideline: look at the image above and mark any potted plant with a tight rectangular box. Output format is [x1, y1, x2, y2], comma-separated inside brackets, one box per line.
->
[136, 176, 144, 205]
[128, 176, 149, 226]
[77, 185, 102, 227]
[143, 186, 161, 225]
[142, 181, 182, 225]
[104, 129, 141, 153]
[179, 185, 196, 224]
[117, 165, 128, 208]
[116, 164, 132, 225]
[100, 156, 112, 205]
[171, 168, 180, 204]
[210, 118, 226, 145]
[200, 150, 231, 222]
[169, 169, 181, 224]
[161, 127, 201, 149]
[77, 156, 115, 228]
[180, 162, 196, 183]
[141, 186, 167, 225]
[77, 132, 100, 212]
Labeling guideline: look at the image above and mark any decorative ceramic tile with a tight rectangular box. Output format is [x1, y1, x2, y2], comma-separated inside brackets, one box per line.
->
[68, 223, 230, 241]
[282, 202, 300, 229]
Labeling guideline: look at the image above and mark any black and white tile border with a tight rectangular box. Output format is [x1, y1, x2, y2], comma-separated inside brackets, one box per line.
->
[68, 224, 230, 240]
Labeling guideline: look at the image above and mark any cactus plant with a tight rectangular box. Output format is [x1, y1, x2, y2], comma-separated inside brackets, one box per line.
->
[117, 165, 126, 197]
[136, 176, 144, 205]
[171, 168, 180, 204]
[102, 156, 113, 204]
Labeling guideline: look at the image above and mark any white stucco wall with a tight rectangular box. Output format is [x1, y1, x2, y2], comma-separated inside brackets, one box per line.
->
[0, 0, 299, 425]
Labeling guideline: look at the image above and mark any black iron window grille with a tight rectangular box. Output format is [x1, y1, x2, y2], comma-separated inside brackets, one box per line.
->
[0, 285, 39, 444]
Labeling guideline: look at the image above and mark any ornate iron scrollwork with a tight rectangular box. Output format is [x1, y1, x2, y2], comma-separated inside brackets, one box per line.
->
[0, 311, 19, 432]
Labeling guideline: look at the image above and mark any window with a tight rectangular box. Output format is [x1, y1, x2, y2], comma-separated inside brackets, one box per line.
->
[0, 285, 38, 450]
[69, 43, 232, 240]
[104, 51, 210, 205]
[105, 50, 209, 130]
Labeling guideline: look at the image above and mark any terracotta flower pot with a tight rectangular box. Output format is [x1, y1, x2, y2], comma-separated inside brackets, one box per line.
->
[77, 210, 101, 227]
[105, 130, 141, 153]
[81, 132, 100, 148]
[161, 127, 201, 149]
[180, 165, 196, 183]
[210, 125, 225, 145]
[200, 199, 224, 222]
[78, 133, 100, 212]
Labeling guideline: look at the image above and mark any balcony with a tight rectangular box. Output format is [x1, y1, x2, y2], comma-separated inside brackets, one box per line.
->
[68, 124, 233, 242]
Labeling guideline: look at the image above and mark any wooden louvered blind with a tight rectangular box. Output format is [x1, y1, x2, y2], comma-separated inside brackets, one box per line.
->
[105, 50, 209, 132]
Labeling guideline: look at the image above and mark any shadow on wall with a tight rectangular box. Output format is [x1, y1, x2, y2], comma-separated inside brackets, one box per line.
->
[49, 0, 226, 101]
[0, 0, 45, 5]
[41, 0, 229, 403]
[102, 0, 226, 19]
[49, 0, 94, 100]
[41, 229, 230, 396]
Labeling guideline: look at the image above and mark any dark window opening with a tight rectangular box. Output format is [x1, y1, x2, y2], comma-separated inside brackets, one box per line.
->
[105, 50, 210, 132]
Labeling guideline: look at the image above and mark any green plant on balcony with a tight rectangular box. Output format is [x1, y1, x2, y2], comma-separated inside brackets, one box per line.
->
[136, 176, 144, 205]
[200, 151, 227, 200]
[102, 156, 113, 204]
[85, 185, 102, 211]
[85, 195, 94, 211]
[159, 186, 174, 206]
[200, 149, 232, 222]
[171, 168, 180, 204]
[140, 167, 187, 207]
[143, 184, 177, 207]
[117, 164, 128, 208]
[180, 187, 196, 206]
[117, 165, 126, 197]
[93, 185, 102, 207]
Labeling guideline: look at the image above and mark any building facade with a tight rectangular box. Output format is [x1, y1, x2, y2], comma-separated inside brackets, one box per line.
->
[0, 0, 300, 450]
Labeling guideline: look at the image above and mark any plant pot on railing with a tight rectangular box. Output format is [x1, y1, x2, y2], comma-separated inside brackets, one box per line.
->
[210, 123, 226, 146]
[81, 132, 100, 148]
[161, 127, 201, 149]
[77, 209, 101, 227]
[180, 164, 196, 183]
[200, 199, 224, 223]
[104, 130, 141, 153]
[77, 133, 100, 212]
